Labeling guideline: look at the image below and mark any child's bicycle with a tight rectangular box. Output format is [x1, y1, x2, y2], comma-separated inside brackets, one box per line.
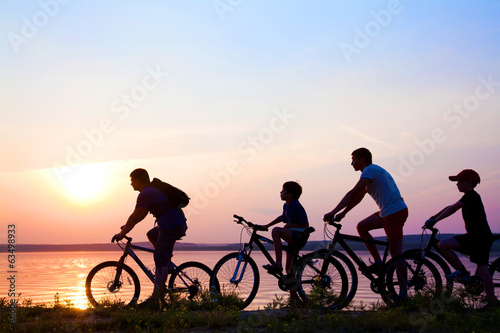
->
[85, 235, 214, 307]
[209, 214, 316, 309]
[380, 223, 500, 306]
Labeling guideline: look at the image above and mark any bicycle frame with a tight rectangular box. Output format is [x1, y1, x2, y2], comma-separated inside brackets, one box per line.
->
[115, 237, 193, 290]
[328, 221, 390, 280]
[230, 217, 304, 285]
[230, 227, 277, 284]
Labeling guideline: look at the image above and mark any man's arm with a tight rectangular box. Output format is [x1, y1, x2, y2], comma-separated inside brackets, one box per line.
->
[116, 207, 149, 239]
[324, 178, 368, 221]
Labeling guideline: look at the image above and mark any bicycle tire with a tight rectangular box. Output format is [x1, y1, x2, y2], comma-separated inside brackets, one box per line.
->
[167, 261, 214, 301]
[488, 257, 500, 301]
[381, 253, 442, 306]
[210, 252, 259, 309]
[85, 261, 140, 308]
[295, 250, 350, 309]
[404, 249, 454, 296]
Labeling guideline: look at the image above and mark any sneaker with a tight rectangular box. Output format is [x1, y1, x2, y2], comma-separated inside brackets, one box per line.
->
[263, 264, 282, 275]
[445, 269, 470, 281]
[364, 262, 382, 275]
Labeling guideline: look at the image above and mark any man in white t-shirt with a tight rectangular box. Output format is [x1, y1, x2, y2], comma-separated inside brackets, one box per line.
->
[324, 148, 408, 274]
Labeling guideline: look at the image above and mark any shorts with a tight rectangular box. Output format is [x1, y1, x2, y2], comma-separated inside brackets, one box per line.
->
[290, 230, 310, 251]
[375, 207, 408, 241]
[454, 233, 493, 265]
[154, 225, 187, 268]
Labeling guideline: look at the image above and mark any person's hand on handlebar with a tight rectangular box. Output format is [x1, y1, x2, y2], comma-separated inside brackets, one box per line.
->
[254, 224, 268, 231]
[424, 217, 436, 229]
[111, 232, 124, 243]
[324, 211, 345, 223]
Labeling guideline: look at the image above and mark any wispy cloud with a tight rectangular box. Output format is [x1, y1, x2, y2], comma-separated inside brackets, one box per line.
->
[334, 122, 398, 151]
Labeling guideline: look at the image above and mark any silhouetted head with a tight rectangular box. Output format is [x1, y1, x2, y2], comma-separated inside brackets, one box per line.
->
[282, 181, 302, 200]
[130, 168, 150, 191]
[351, 147, 372, 165]
[449, 169, 480, 187]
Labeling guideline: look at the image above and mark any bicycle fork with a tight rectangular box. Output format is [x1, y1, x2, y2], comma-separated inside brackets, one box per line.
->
[230, 249, 251, 285]
[110, 256, 128, 292]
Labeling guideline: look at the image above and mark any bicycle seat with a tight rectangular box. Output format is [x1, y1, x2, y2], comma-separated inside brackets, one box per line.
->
[304, 227, 315, 234]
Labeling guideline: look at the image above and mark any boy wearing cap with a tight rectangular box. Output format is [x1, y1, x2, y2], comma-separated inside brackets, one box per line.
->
[426, 169, 497, 306]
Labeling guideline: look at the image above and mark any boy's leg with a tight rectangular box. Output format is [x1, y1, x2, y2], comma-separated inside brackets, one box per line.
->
[357, 213, 383, 262]
[271, 227, 293, 270]
[476, 264, 497, 304]
[439, 237, 465, 271]
[285, 251, 294, 273]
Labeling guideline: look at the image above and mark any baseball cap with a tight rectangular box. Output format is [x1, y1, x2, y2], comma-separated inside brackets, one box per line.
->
[449, 169, 480, 184]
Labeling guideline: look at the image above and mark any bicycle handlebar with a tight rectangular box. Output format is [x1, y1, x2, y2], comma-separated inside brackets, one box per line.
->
[233, 214, 268, 231]
[326, 215, 343, 229]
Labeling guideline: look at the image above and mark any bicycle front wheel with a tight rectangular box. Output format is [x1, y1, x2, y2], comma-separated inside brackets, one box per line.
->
[85, 261, 140, 308]
[210, 252, 259, 309]
[167, 261, 213, 302]
[295, 250, 350, 309]
[381, 254, 442, 306]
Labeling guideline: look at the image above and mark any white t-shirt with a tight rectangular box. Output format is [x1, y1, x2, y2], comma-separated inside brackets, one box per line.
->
[360, 164, 407, 218]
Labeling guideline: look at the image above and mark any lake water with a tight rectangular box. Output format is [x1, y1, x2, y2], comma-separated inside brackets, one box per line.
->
[0, 250, 484, 310]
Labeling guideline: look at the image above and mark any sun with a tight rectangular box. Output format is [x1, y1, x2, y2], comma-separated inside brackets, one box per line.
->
[58, 163, 110, 205]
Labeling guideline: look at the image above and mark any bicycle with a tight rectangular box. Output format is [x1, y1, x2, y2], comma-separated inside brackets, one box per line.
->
[295, 217, 420, 309]
[381, 223, 500, 306]
[209, 214, 322, 309]
[85, 235, 215, 307]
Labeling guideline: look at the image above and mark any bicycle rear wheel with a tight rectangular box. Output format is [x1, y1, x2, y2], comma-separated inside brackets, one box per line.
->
[86, 261, 140, 308]
[488, 257, 500, 301]
[210, 252, 259, 309]
[295, 250, 350, 309]
[381, 254, 442, 306]
[167, 261, 213, 302]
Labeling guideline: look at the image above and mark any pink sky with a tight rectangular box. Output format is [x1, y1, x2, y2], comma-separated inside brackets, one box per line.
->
[1, 1, 500, 245]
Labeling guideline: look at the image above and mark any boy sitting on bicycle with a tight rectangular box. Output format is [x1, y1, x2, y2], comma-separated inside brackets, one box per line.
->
[426, 169, 497, 306]
[257, 181, 310, 275]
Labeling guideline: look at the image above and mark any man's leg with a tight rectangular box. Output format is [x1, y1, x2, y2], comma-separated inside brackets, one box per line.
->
[380, 208, 408, 299]
[357, 213, 383, 263]
[152, 227, 184, 301]
[147, 226, 159, 249]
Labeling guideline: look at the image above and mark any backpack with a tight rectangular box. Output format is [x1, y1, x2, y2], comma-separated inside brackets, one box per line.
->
[150, 178, 190, 209]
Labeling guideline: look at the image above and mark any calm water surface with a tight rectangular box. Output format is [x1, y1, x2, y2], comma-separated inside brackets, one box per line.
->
[0, 250, 485, 310]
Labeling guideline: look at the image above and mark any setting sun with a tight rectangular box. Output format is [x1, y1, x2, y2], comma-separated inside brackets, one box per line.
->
[56, 164, 110, 205]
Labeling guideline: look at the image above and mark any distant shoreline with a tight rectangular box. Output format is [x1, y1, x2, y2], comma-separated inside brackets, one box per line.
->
[3, 234, 500, 252]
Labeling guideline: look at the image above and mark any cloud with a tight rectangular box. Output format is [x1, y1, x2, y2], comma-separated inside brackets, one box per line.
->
[334, 122, 398, 150]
